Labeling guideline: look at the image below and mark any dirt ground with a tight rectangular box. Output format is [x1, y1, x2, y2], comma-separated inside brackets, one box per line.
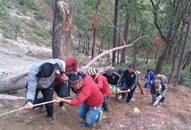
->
[0, 78, 191, 130]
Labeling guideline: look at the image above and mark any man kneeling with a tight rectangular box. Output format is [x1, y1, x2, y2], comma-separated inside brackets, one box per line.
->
[55, 73, 104, 127]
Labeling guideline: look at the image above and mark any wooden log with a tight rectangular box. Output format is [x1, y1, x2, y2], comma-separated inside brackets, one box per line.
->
[0, 94, 25, 100]
[0, 72, 28, 93]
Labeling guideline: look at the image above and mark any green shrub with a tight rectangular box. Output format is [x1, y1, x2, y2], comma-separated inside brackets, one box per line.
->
[0, 0, 9, 16]
[34, 9, 45, 20]
[179, 70, 191, 87]
[2, 31, 13, 39]
[18, 0, 38, 10]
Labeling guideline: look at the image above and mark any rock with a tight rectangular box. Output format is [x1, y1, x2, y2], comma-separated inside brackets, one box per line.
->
[133, 107, 140, 114]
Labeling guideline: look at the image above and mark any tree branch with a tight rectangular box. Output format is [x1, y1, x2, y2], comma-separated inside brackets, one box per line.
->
[84, 35, 149, 68]
[150, 0, 168, 44]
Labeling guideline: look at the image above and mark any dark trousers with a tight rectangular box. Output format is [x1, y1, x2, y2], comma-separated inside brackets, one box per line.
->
[54, 82, 70, 106]
[120, 83, 137, 102]
[34, 87, 54, 117]
[126, 86, 136, 102]
[102, 96, 109, 111]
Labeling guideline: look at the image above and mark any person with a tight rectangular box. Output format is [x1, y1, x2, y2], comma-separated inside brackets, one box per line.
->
[87, 68, 111, 112]
[117, 64, 138, 103]
[150, 80, 167, 106]
[24, 59, 66, 122]
[156, 74, 168, 84]
[55, 73, 104, 128]
[102, 68, 120, 86]
[54, 57, 78, 110]
[144, 69, 156, 88]
[65, 57, 78, 75]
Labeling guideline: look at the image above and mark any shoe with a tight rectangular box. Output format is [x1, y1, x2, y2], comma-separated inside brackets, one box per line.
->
[80, 122, 91, 128]
[48, 115, 56, 124]
[126, 100, 131, 104]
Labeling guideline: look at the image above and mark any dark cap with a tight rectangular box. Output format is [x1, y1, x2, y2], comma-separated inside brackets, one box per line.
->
[37, 63, 55, 78]
[128, 64, 135, 69]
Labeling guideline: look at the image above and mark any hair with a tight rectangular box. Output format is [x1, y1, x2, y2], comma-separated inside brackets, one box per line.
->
[128, 64, 135, 69]
[36, 63, 56, 78]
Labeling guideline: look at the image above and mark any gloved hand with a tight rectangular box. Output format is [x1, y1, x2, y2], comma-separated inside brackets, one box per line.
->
[127, 89, 131, 92]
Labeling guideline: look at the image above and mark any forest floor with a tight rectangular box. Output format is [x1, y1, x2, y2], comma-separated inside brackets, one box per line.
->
[0, 79, 191, 130]
[0, 37, 191, 130]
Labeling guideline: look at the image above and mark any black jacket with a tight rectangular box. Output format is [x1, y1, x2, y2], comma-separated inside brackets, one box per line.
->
[102, 72, 120, 85]
[118, 69, 138, 90]
[151, 82, 166, 96]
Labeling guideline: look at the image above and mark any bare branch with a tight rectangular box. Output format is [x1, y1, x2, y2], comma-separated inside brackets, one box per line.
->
[84, 35, 149, 68]
[150, 0, 168, 44]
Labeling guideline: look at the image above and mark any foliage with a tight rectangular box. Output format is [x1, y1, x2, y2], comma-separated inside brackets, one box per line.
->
[18, 0, 38, 10]
[34, 9, 45, 20]
[0, 0, 9, 16]
[179, 70, 191, 87]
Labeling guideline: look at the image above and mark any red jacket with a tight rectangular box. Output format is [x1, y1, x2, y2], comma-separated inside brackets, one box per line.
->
[65, 57, 78, 74]
[55, 57, 78, 86]
[70, 75, 104, 107]
[95, 74, 111, 96]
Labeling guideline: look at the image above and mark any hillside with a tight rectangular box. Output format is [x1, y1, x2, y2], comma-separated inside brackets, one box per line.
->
[0, 77, 191, 130]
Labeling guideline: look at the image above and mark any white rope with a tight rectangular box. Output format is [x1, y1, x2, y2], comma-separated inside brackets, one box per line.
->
[0, 100, 56, 117]
[0, 95, 75, 117]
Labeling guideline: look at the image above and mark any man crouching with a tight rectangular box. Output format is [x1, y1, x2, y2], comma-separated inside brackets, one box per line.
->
[151, 80, 167, 106]
[55, 73, 104, 128]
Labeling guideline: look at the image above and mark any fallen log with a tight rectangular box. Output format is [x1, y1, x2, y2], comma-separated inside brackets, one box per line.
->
[0, 94, 25, 100]
[0, 72, 28, 93]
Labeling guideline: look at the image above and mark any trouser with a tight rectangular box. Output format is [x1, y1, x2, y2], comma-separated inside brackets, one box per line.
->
[77, 103, 102, 127]
[54, 82, 70, 107]
[34, 87, 54, 117]
[120, 83, 137, 102]
[102, 96, 109, 111]
[126, 86, 136, 102]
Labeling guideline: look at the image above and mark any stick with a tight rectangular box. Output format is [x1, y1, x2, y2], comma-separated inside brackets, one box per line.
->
[137, 81, 144, 95]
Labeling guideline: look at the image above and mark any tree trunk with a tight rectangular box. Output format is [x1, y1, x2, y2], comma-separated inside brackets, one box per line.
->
[112, 0, 119, 64]
[52, 0, 72, 59]
[145, 47, 150, 64]
[173, 4, 191, 86]
[91, 0, 100, 59]
[0, 72, 28, 93]
[154, 48, 158, 61]
[155, 45, 171, 74]
[120, 11, 129, 63]
[182, 51, 191, 70]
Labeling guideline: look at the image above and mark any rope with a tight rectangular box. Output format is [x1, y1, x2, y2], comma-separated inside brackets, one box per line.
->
[0, 100, 56, 117]
[0, 96, 74, 117]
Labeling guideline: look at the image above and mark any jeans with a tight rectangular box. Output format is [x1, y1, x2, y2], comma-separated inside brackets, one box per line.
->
[77, 103, 102, 127]
[102, 96, 109, 111]
[54, 82, 70, 107]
